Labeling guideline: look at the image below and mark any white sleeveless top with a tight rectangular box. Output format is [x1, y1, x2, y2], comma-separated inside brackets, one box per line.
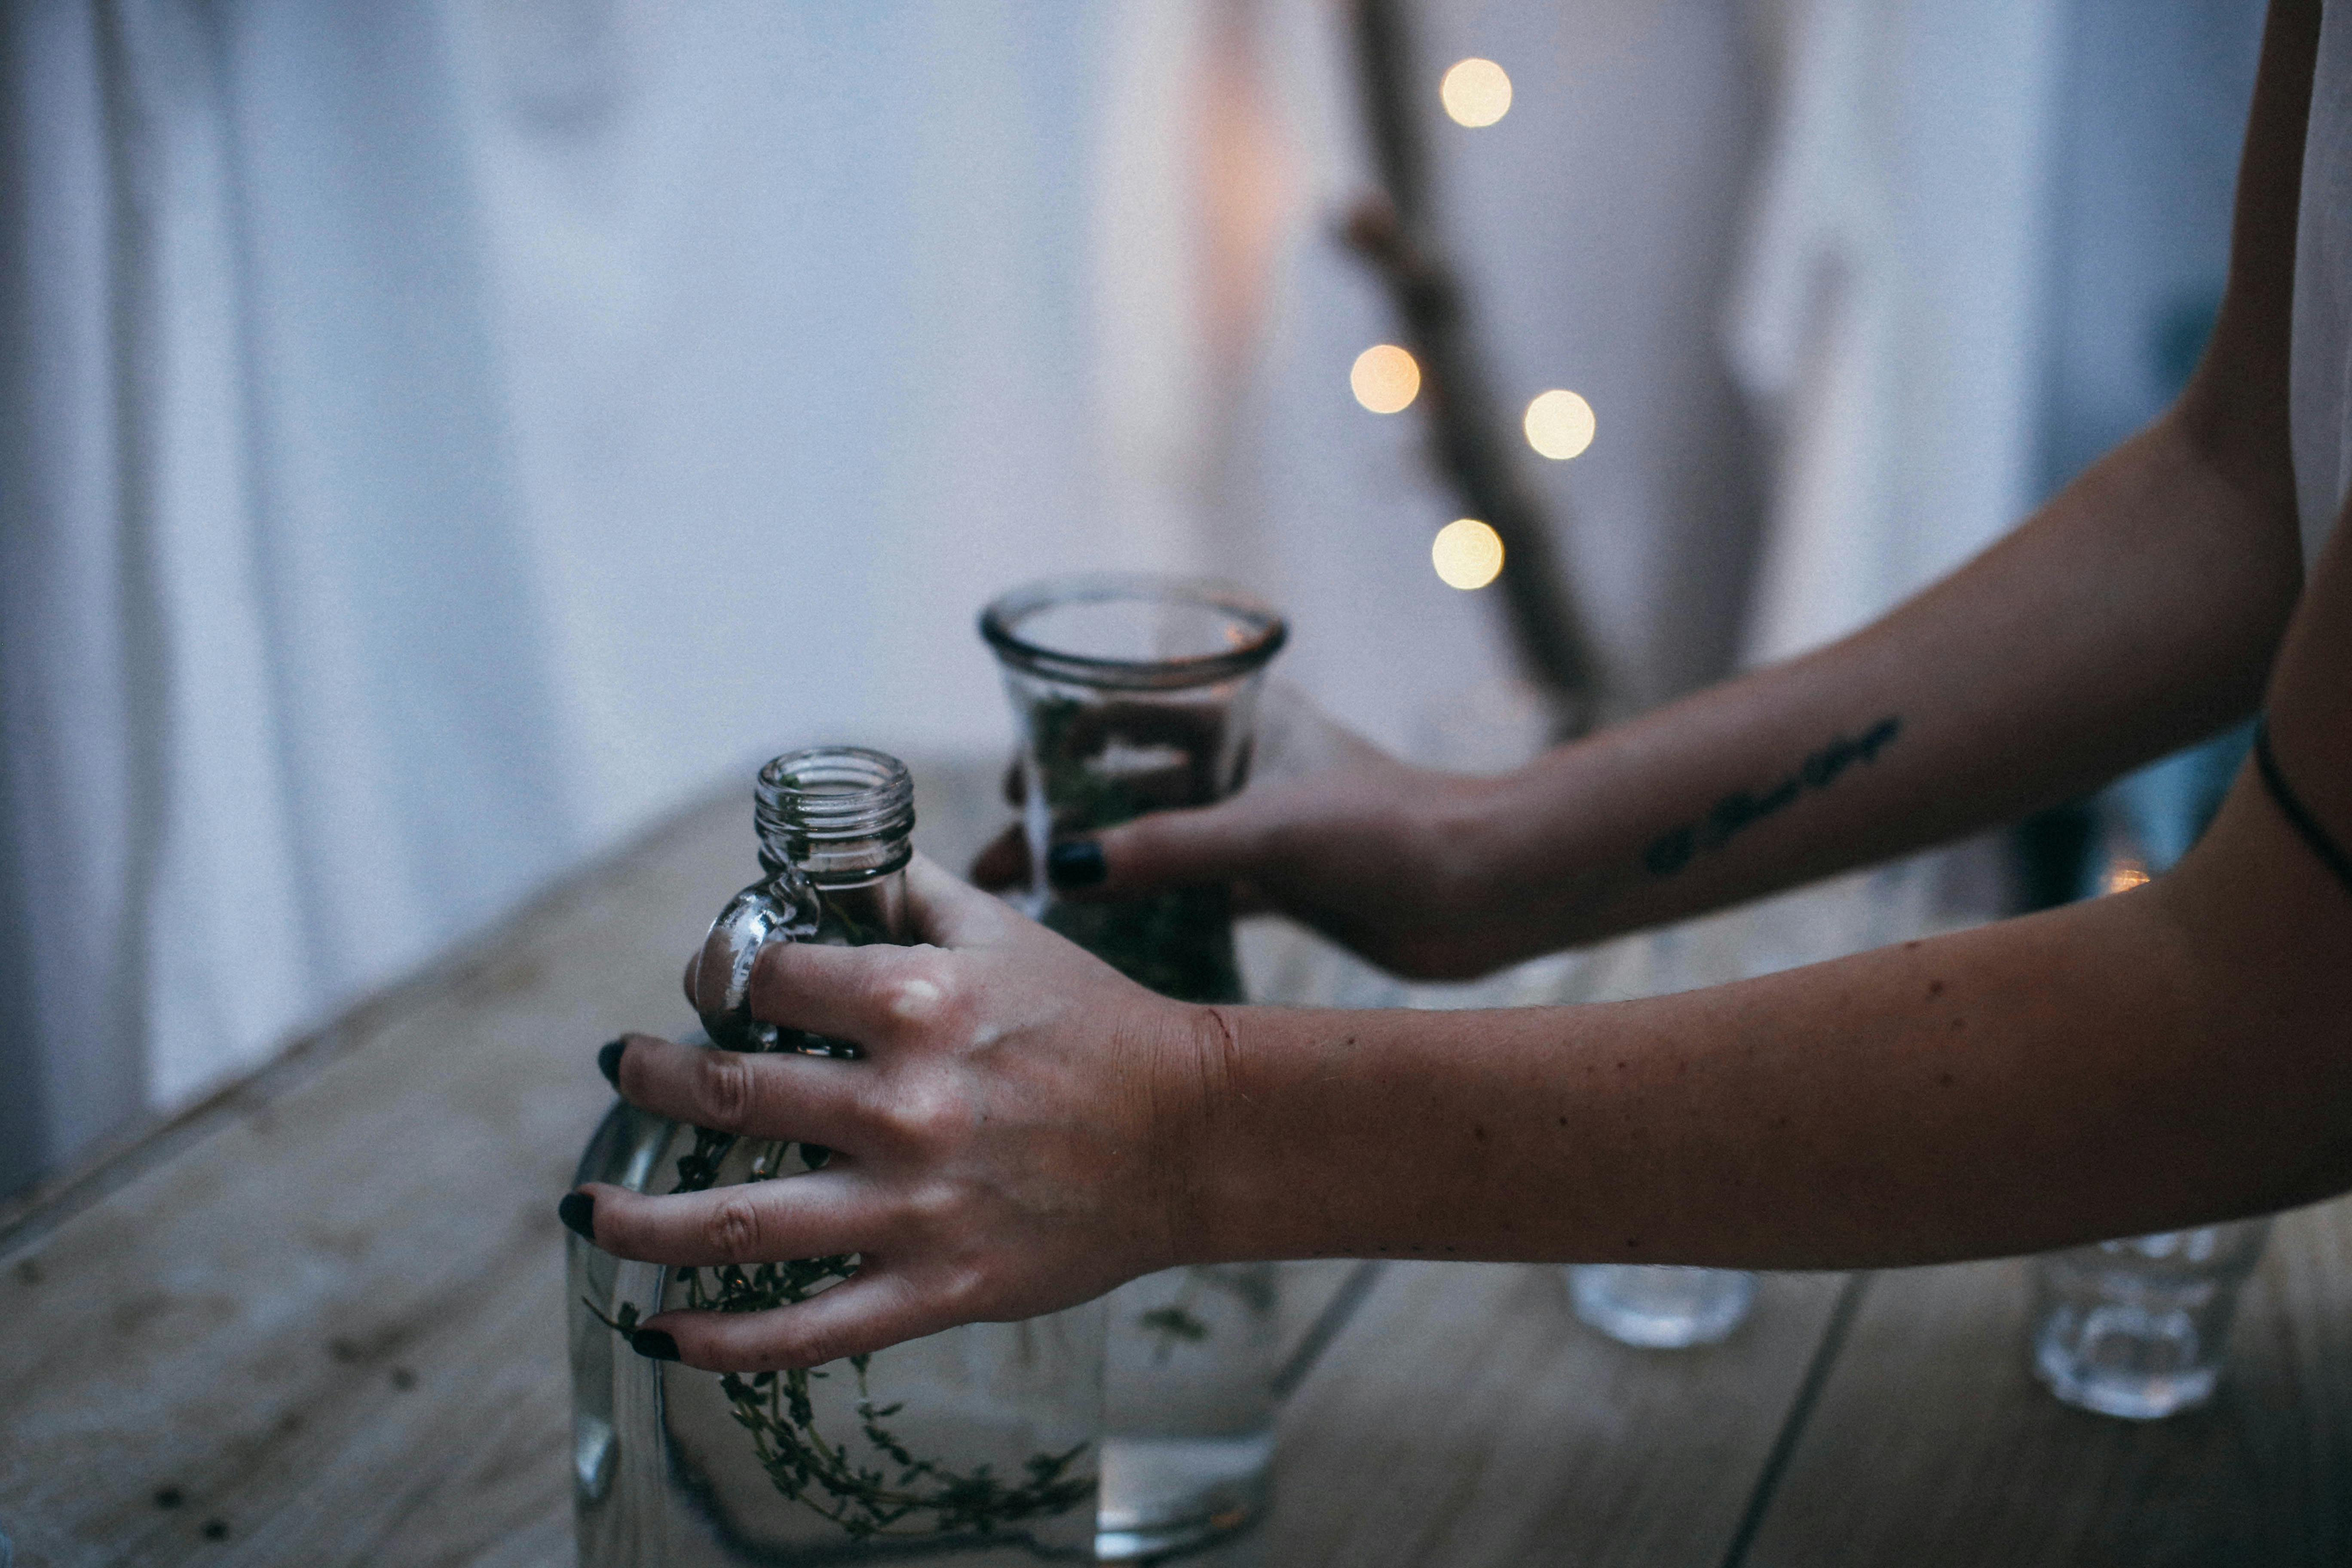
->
[2293, 0, 2352, 567]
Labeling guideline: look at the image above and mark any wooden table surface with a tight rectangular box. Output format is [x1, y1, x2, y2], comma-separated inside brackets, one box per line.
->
[3, 759, 2347, 1568]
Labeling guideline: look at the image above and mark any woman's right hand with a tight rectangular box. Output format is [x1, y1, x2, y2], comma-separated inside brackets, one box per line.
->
[971, 683, 1550, 980]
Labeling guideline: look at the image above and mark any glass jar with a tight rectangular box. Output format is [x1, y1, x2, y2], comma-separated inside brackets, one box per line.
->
[980, 576, 1286, 1561]
[980, 574, 1286, 1003]
[568, 747, 1104, 1566]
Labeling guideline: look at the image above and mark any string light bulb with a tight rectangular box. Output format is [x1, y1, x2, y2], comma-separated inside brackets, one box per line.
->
[1524, 389, 1596, 459]
[1440, 58, 1512, 127]
[1351, 344, 1421, 413]
[1432, 519, 1504, 589]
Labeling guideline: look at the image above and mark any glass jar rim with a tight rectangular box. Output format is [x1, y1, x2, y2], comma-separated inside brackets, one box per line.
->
[978, 573, 1287, 691]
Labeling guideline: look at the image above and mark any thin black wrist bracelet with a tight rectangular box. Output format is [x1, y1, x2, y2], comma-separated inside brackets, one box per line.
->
[2254, 716, 2352, 900]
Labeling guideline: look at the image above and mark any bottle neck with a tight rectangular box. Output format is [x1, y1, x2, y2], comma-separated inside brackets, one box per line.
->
[755, 747, 915, 943]
[810, 867, 909, 946]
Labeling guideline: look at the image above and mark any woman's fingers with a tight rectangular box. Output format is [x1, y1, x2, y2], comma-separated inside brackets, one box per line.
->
[900, 853, 1022, 946]
[580, 1170, 871, 1269]
[977, 808, 1262, 902]
[735, 865, 1009, 1044]
[582, 853, 1179, 1369]
[1062, 798, 1263, 900]
[640, 1267, 953, 1372]
[969, 822, 1030, 890]
[741, 938, 948, 1045]
[610, 1033, 865, 1145]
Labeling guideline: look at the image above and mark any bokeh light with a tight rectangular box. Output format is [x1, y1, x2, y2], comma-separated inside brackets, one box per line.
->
[1432, 519, 1504, 590]
[1351, 344, 1421, 413]
[1440, 58, 1513, 128]
[1524, 389, 1596, 459]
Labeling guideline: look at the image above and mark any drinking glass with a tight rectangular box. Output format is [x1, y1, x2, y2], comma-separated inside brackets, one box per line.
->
[1568, 929, 1757, 1349]
[1569, 1265, 1756, 1349]
[2024, 775, 2269, 1421]
[2029, 1218, 2270, 1419]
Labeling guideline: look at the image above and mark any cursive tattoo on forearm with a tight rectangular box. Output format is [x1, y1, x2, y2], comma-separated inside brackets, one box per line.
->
[1642, 716, 1903, 877]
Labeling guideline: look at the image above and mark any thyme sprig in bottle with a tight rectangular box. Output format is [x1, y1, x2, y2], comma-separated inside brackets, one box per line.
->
[568, 747, 1102, 1563]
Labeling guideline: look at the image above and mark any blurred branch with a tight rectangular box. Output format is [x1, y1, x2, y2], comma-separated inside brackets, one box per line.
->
[1343, 0, 1606, 737]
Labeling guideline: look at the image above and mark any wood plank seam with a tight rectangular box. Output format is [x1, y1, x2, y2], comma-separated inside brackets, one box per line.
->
[1269, 1259, 1388, 1403]
[0, 782, 738, 1262]
[1717, 1271, 1874, 1568]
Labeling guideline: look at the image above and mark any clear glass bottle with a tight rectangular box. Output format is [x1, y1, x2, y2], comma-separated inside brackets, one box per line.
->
[568, 747, 1104, 1566]
[980, 576, 1287, 1562]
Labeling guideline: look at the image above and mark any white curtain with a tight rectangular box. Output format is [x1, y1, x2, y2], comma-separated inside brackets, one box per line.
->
[3, 0, 575, 1188]
[1727, 0, 2063, 665]
[2, 0, 1784, 1193]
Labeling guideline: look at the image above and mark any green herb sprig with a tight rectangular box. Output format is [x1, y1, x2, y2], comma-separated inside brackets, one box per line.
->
[585, 1129, 1093, 1539]
[1024, 694, 1247, 1005]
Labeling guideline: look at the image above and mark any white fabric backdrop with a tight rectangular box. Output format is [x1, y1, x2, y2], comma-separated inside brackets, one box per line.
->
[4, 0, 576, 1186]
[1727, 0, 2061, 665]
[5, 0, 2064, 1196]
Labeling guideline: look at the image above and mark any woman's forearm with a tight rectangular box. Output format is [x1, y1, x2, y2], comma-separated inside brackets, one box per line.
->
[1450, 0, 2323, 967]
[1179, 756, 2352, 1270]
[1452, 410, 2305, 965]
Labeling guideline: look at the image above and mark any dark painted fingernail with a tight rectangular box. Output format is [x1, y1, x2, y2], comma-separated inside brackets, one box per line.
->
[631, 1329, 680, 1362]
[1046, 840, 1106, 889]
[557, 1191, 596, 1242]
[597, 1037, 628, 1089]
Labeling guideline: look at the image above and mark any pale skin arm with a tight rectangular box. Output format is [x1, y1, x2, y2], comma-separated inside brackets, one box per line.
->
[568, 0, 2352, 1372]
[976, 0, 2320, 980]
[1199, 444, 2352, 1272]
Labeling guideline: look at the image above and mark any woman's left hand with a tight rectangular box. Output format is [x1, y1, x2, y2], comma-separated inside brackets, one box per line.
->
[567, 855, 1216, 1372]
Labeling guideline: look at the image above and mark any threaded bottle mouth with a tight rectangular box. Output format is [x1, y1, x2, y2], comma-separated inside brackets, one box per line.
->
[756, 747, 915, 882]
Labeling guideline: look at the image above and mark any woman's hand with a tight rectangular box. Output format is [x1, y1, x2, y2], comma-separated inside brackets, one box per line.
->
[971, 682, 1528, 980]
[567, 855, 1215, 1372]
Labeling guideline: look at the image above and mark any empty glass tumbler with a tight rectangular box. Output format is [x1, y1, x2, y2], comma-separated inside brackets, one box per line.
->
[1568, 930, 1757, 1350]
[980, 575, 1287, 1561]
[1569, 1265, 1756, 1349]
[2030, 1218, 2270, 1419]
[568, 748, 1104, 1566]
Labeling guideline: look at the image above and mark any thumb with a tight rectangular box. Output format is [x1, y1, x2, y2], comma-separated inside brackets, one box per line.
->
[1055, 799, 1265, 899]
[903, 853, 1025, 947]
